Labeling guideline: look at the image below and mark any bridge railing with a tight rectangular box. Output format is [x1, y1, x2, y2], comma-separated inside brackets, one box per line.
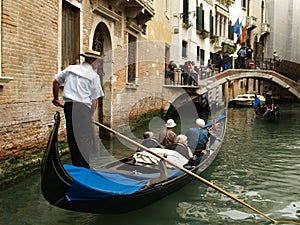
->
[165, 67, 215, 86]
[164, 57, 299, 86]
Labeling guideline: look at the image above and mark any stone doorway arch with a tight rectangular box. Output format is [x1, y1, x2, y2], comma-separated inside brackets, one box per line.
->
[92, 22, 112, 138]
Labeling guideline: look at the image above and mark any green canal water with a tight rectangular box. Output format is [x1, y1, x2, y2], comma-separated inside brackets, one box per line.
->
[0, 103, 300, 225]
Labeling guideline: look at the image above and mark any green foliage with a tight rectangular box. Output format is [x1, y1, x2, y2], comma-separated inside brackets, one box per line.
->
[129, 110, 162, 131]
[222, 43, 237, 54]
[0, 141, 69, 190]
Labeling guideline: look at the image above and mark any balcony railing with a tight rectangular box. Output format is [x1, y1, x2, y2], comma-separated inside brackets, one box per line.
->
[261, 23, 271, 35]
[246, 16, 257, 30]
[143, 0, 154, 7]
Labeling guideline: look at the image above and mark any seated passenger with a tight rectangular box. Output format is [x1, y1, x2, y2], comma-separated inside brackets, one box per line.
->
[175, 134, 193, 159]
[263, 104, 274, 116]
[143, 131, 154, 139]
[138, 131, 161, 151]
[185, 118, 210, 157]
[159, 119, 177, 146]
[255, 104, 264, 115]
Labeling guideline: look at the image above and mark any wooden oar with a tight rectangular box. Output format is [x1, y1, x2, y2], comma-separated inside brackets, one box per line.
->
[93, 120, 300, 225]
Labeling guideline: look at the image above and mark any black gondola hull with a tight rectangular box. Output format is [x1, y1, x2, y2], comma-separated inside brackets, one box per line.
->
[41, 112, 226, 214]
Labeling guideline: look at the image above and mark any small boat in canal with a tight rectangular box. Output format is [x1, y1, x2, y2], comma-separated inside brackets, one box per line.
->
[253, 95, 280, 121]
[232, 94, 265, 107]
[41, 110, 227, 214]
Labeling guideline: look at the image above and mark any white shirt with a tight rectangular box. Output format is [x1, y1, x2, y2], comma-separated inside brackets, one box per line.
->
[55, 62, 104, 108]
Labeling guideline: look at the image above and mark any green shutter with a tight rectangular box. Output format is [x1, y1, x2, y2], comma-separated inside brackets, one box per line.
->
[196, 7, 201, 30]
[210, 12, 214, 36]
[201, 8, 204, 30]
[183, 0, 189, 24]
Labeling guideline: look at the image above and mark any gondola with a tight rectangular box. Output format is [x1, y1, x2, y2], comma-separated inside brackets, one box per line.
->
[41, 111, 227, 214]
[253, 95, 280, 121]
[255, 107, 280, 121]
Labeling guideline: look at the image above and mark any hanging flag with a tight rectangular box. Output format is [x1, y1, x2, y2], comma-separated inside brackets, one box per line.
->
[237, 34, 241, 45]
[231, 18, 240, 34]
[241, 26, 247, 44]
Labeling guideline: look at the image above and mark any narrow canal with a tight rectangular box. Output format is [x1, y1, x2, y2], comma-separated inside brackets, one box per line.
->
[0, 103, 299, 225]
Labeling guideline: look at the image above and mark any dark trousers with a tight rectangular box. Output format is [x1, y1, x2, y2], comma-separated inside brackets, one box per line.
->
[64, 102, 93, 168]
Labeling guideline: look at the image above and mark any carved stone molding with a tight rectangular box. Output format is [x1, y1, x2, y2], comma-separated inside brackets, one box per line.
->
[126, 21, 143, 34]
[93, 5, 122, 23]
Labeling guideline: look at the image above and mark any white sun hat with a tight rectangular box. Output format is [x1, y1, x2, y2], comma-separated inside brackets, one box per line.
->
[166, 119, 176, 128]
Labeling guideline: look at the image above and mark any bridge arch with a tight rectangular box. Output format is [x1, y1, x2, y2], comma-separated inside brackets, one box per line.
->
[163, 70, 300, 113]
[212, 70, 300, 100]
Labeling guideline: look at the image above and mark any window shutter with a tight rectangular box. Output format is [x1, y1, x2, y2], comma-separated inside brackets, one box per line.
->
[210, 12, 214, 36]
[183, 0, 189, 24]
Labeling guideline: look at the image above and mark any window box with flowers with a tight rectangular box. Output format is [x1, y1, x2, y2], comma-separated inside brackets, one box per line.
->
[197, 29, 210, 39]
[210, 35, 219, 43]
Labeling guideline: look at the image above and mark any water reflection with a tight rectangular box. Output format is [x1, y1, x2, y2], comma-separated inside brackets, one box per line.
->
[0, 104, 300, 225]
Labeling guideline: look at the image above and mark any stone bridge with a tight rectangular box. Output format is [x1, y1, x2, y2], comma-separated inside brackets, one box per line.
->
[162, 69, 300, 112]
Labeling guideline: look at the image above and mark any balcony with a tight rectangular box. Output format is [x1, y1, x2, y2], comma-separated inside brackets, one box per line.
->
[261, 23, 271, 36]
[197, 29, 210, 39]
[210, 35, 219, 43]
[246, 16, 257, 30]
[109, 0, 155, 24]
[215, 37, 236, 53]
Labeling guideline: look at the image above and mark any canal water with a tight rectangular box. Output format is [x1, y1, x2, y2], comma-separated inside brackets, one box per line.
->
[0, 103, 300, 225]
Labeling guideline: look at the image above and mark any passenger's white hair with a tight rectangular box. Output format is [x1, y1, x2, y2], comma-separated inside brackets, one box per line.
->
[196, 118, 205, 128]
[176, 134, 187, 143]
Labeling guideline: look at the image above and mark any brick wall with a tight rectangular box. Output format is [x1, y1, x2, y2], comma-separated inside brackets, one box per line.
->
[0, 0, 62, 159]
[1, 0, 58, 103]
[0, 101, 66, 159]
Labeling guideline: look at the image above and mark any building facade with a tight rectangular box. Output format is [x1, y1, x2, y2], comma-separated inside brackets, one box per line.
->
[170, 0, 246, 70]
[0, 0, 171, 159]
[1, 0, 299, 161]
[265, 0, 300, 62]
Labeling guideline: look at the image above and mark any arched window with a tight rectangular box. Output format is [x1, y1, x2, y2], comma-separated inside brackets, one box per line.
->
[92, 23, 107, 77]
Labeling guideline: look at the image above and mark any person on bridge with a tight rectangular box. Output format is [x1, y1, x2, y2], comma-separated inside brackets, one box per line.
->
[206, 59, 214, 76]
[167, 60, 177, 85]
[246, 45, 254, 68]
[272, 50, 280, 68]
[223, 51, 232, 71]
[237, 46, 247, 69]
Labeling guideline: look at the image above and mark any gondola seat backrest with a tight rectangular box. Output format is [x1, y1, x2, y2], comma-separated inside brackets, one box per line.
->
[141, 138, 163, 149]
[165, 143, 190, 159]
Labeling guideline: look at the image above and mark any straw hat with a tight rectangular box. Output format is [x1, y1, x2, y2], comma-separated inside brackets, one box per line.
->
[166, 119, 176, 128]
[196, 118, 205, 128]
[80, 50, 103, 59]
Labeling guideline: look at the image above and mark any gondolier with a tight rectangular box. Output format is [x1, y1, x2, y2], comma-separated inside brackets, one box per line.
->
[52, 49, 104, 168]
